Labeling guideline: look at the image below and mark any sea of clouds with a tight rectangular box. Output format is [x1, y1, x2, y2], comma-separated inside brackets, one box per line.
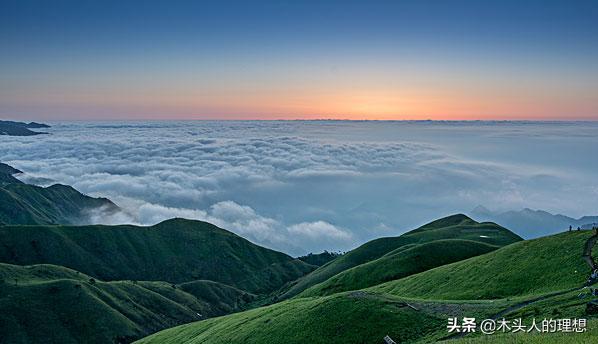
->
[2, 120, 598, 255]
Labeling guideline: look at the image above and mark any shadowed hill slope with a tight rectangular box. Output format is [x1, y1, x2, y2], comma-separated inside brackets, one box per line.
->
[0, 162, 119, 225]
[0, 162, 23, 185]
[0, 218, 315, 294]
[0, 263, 255, 344]
[0, 183, 118, 225]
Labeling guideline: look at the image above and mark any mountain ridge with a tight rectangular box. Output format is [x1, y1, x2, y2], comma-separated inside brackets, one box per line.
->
[0, 263, 256, 344]
[276, 214, 522, 300]
[470, 205, 598, 238]
[0, 120, 50, 136]
[0, 162, 120, 225]
[136, 230, 597, 344]
[0, 218, 316, 294]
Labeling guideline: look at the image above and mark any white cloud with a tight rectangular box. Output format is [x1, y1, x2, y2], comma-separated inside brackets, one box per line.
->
[2, 121, 598, 255]
[288, 221, 352, 240]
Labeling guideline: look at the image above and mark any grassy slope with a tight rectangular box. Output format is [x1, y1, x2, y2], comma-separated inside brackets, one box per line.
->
[135, 291, 519, 344]
[0, 218, 315, 294]
[136, 288, 598, 344]
[0, 182, 117, 225]
[137, 231, 598, 344]
[373, 231, 593, 300]
[280, 214, 521, 299]
[0, 263, 255, 344]
[135, 292, 448, 344]
[443, 289, 598, 343]
[446, 325, 598, 344]
[300, 239, 498, 297]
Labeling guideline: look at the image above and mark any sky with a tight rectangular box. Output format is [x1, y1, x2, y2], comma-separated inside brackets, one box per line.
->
[1, 0, 597, 120]
[2, 121, 598, 255]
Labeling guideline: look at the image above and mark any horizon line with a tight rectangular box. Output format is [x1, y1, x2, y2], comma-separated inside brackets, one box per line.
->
[4, 117, 598, 123]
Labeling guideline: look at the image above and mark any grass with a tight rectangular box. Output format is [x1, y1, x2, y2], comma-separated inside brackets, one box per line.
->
[372, 231, 593, 300]
[441, 288, 598, 343]
[136, 290, 538, 344]
[0, 263, 256, 344]
[135, 292, 449, 344]
[135, 289, 598, 344]
[0, 218, 315, 294]
[3, 203, 595, 343]
[444, 319, 598, 344]
[279, 214, 522, 299]
[300, 239, 499, 297]
[136, 229, 598, 343]
[0, 182, 117, 225]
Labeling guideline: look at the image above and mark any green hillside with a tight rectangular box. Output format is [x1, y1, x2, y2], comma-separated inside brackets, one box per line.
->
[136, 230, 598, 344]
[279, 214, 522, 299]
[136, 287, 597, 344]
[300, 239, 498, 297]
[0, 263, 255, 344]
[445, 320, 598, 344]
[0, 162, 119, 225]
[135, 292, 449, 344]
[135, 289, 524, 344]
[374, 231, 594, 300]
[0, 183, 119, 225]
[0, 218, 315, 294]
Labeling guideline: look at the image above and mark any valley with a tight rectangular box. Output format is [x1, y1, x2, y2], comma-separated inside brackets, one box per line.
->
[0, 161, 596, 343]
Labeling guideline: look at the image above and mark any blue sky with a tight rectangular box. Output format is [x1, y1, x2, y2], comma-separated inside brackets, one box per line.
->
[1, 0, 597, 120]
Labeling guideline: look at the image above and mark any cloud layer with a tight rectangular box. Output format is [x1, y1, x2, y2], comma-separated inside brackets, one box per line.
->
[2, 121, 598, 255]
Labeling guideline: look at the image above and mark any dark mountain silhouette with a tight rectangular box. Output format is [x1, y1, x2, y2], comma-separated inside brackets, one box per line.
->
[0, 120, 50, 136]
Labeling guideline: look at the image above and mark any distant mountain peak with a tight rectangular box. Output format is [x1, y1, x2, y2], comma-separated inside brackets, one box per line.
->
[445, 213, 472, 221]
[471, 205, 491, 215]
[414, 213, 475, 232]
[26, 121, 51, 128]
[0, 119, 50, 136]
[468, 206, 598, 239]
